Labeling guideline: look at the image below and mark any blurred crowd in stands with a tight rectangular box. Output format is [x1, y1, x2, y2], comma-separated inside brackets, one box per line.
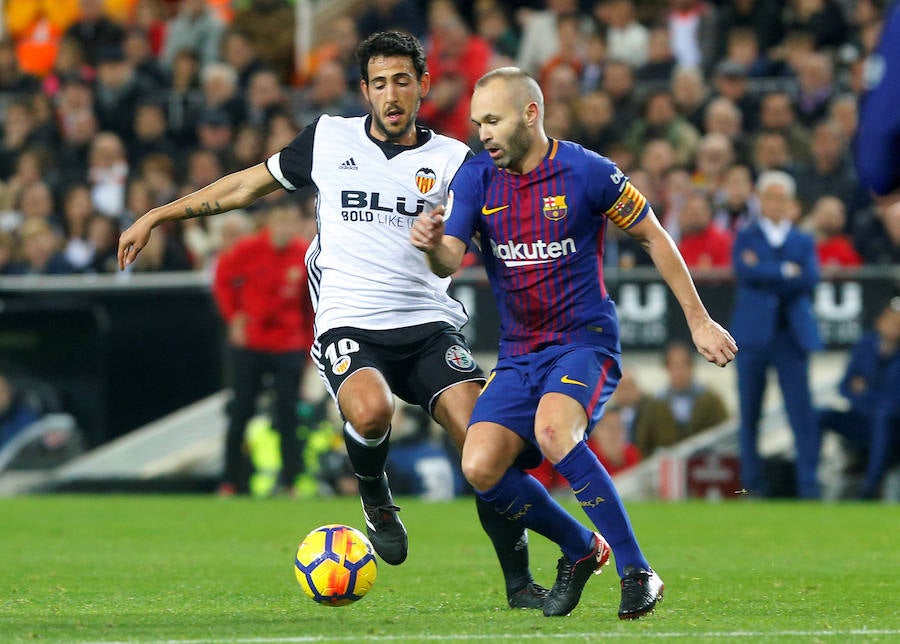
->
[0, 0, 897, 276]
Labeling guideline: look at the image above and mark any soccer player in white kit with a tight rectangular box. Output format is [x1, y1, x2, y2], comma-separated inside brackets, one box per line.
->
[118, 31, 546, 609]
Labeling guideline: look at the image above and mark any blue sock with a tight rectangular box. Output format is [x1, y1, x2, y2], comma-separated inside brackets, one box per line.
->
[477, 467, 593, 562]
[554, 441, 650, 576]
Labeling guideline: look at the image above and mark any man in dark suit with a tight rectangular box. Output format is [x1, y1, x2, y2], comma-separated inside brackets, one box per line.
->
[731, 170, 822, 498]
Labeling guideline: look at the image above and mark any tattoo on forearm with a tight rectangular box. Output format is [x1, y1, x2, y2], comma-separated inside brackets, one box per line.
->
[184, 201, 223, 218]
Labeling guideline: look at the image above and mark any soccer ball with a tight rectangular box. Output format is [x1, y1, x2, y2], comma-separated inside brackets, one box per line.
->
[294, 524, 377, 606]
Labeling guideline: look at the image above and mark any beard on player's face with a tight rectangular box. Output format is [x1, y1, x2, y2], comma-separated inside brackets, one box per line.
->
[492, 118, 532, 171]
[371, 98, 421, 143]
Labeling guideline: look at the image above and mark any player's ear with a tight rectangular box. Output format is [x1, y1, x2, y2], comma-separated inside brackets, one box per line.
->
[358, 79, 371, 106]
[524, 101, 539, 127]
[419, 71, 431, 98]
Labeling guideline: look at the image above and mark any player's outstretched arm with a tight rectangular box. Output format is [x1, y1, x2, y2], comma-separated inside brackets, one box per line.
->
[410, 206, 468, 278]
[625, 210, 738, 367]
[118, 163, 280, 269]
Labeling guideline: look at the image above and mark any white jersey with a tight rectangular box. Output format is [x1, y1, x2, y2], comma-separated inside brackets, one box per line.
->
[265, 115, 471, 338]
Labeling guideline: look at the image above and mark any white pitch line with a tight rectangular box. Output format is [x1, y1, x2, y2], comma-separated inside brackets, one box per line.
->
[82, 629, 900, 644]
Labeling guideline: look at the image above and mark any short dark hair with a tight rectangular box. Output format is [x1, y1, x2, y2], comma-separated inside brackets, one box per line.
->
[356, 31, 426, 83]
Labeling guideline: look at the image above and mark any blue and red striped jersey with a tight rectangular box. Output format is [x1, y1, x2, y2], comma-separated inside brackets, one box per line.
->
[445, 138, 650, 358]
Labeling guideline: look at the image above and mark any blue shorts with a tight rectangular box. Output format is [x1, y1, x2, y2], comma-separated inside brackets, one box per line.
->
[470, 343, 622, 452]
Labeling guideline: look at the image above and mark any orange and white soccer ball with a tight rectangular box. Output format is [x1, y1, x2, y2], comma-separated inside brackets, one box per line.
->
[294, 524, 377, 606]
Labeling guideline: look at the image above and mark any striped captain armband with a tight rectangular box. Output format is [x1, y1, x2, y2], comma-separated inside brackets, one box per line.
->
[605, 181, 647, 230]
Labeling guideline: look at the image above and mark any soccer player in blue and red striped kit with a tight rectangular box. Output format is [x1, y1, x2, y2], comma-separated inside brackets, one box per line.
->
[412, 67, 738, 618]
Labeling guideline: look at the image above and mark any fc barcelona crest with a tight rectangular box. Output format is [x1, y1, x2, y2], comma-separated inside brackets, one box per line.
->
[542, 195, 568, 221]
[415, 167, 436, 194]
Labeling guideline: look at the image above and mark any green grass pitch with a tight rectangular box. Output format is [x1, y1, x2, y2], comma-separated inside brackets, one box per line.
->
[1, 495, 898, 642]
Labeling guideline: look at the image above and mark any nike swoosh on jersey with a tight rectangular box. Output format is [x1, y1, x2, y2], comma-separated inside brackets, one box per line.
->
[560, 375, 588, 387]
[573, 482, 591, 495]
[481, 204, 510, 215]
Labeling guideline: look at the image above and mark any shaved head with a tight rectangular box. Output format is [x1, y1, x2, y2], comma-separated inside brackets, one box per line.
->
[475, 67, 544, 116]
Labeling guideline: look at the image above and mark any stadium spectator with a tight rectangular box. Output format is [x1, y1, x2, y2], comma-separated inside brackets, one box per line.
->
[827, 94, 858, 144]
[18, 181, 59, 232]
[88, 132, 129, 219]
[516, 0, 586, 77]
[300, 13, 362, 89]
[419, 3, 492, 144]
[537, 12, 589, 88]
[671, 65, 709, 131]
[851, 199, 900, 266]
[0, 38, 40, 95]
[198, 63, 246, 127]
[122, 27, 167, 91]
[807, 196, 861, 268]
[244, 69, 288, 128]
[160, 0, 224, 71]
[1, 155, 42, 231]
[691, 133, 735, 198]
[732, 170, 822, 498]
[93, 44, 144, 141]
[0, 372, 41, 451]
[608, 370, 653, 444]
[714, 0, 784, 63]
[356, 0, 426, 40]
[232, 0, 296, 86]
[710, 59, 760, 131]
[636, 26, 677, 82]
[163, 48, 202, 147]
[601, 59, 640, 133]
[783, 0, 849, 50]
[64, 0, 124, 67]
[758, 92, 812, 163]
[13, 219, 74, 275]
[212, 200, 314, 497]
[751, 130, 796, 175]
[220, 28, 266, 90]
[702, 97, 751, 165]
[677, 191, 734, 269]
[625, 90, 700, 167]
[193, 110, 235, 164]
[60, 183, 96, 271]
[83, 212, 120, 273]
[128, 101, 179, 170]
[3, 1, 79, 78]
[573, 91, 619, 154]
[666, 0, 717, 72]
[230, 124, 266, 174]
[597, 0, 649, 68]
[295, 59, 366, 127]
[0, 100, 37, 181]
[474, 2, 519, 63]
[793, 51, 836, 127]
[818, 297, 900, 498]
[720, 25, 776, 77]
[635, 341, 729, 457]
[133, 0, 167, 56]
[55, 106, 99, 192]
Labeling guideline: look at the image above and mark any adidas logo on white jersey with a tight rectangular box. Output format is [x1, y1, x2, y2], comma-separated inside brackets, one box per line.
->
[338, 157, 358, 170]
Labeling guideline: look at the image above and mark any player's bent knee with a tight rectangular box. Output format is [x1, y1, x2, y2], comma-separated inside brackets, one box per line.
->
[342, 401, 394, 439]
[461, 454, 503, 492]
[534, 425, 574, 464]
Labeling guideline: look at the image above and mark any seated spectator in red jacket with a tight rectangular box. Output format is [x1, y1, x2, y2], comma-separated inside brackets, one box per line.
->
[677, 191, 734, 269]
[808, 196, 861, 268]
